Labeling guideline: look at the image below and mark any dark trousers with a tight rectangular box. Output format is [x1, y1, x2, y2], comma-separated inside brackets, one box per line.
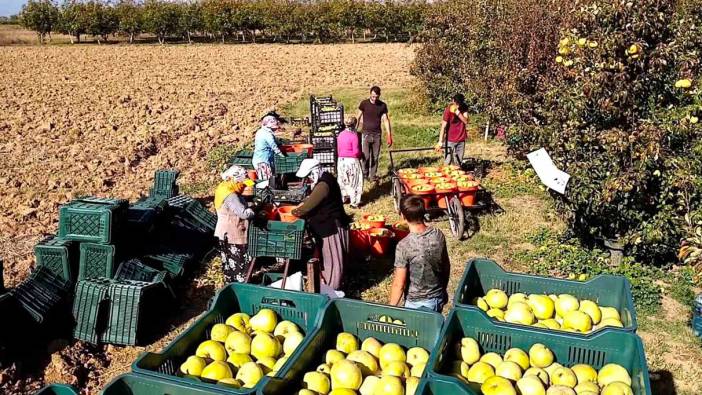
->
[361, 133, 382, 180]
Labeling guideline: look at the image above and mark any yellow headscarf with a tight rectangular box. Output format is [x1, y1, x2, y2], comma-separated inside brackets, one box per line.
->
[214, 180, 245, 210]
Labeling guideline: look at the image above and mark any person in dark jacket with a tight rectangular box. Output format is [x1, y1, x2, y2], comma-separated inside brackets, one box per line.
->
[292, 159, 350, 290]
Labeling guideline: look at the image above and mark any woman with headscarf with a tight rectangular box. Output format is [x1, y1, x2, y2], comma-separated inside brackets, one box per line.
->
[214, 165, 256, 283]
[292, 159, 350, 290]
[337, 116, 363, 209]
[252, 115, 286, 189]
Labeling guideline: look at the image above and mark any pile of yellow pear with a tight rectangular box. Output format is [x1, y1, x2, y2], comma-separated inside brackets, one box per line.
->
[450, 338, 634, 395]
[472, 289, 625, 333]
[179, 308, 305, 389]
[296, 332, 429, 395]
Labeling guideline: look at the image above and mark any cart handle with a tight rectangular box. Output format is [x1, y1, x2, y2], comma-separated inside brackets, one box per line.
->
[388, 146, 454, 171]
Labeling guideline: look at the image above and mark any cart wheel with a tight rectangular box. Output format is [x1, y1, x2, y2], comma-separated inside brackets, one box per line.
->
[447, 195, 465, 239]
[392, 177, 403, 214]
[464, 209, 479, 238]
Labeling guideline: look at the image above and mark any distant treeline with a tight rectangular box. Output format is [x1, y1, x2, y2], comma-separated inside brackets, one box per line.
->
[18, 0, 430, 44]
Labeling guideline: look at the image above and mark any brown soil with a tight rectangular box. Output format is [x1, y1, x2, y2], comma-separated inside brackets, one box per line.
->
[0, 43, 415, 394]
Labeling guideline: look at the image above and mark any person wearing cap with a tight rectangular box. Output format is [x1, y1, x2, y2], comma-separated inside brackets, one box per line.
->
[292, 158, 351, 290]
[337, 116, 363, 209]
[252, 115, 286, 189]
[435, 93, 470, 165]
[215, 165, 256, 283]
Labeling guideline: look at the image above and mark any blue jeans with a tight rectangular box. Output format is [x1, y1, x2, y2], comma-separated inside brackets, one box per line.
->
[405, 297, 445, 313]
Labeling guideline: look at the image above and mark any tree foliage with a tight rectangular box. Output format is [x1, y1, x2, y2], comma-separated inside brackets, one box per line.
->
[19, 0, 60, 44]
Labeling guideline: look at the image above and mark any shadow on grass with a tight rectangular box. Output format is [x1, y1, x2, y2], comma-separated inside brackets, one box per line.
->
[650, 370, 677, 394]
[344, 255, 394, 300]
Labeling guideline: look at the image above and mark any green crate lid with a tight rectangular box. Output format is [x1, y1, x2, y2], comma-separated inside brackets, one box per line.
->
[454, 258, 637, 336]
[35, 383, 79, 395]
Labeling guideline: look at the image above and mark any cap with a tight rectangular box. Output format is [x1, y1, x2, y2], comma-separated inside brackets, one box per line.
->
[296, 158, 321, 178]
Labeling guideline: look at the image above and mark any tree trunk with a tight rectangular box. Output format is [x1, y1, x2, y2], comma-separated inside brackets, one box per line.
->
[222, 33, 225, 43]
[48, 32, 52, 43]
[187, 31, 192, 44]
[129, 32, 134, 44]
[351, 30, 355, 44]
[251, 30, 256, 43]
[363, 30, 367, 40]
[77, 33, 81, 43]
[158, 35, 164, 45]
[37, 32, 42, 45]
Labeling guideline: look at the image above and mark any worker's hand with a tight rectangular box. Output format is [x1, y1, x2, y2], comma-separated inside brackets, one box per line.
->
[387, 135, 393, 147]
[434, 143, 443, 152]
[454, 109, 461, 116]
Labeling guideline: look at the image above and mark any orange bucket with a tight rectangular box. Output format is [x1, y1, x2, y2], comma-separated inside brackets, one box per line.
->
[440, 164, 461, 173]
[362, 214, 386, 229]
[368, 228, 394, 257]
[457, 181, 480, 207]
[292, 143, 313, 156]
[429, 177, 452, 185]
[410, 184, 435, 208]
[422, 171, 444, 179]
[391, 222, 410, 241]
[398, 168, 418, 176]
[400, 172, 423, 181]
[280, 144, 295, 153]
[350, 228, 371, 256]
[247, 170, 258, 180]
[261, 204, 279, 220]
[418, 166, 439, 174]
[277, 205, 300, 222]
[435, 183, 457, 209]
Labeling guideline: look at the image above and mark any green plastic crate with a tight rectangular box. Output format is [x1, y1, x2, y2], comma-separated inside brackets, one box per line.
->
[261, 298, 444, 394]
[166, 195, 194, 209]
[274, 152, 309, 174]
[35, 383, 79, 395]
[131, 283, 328, 395]
[454, 258, 637, 335]
[78, 243, 116, 281]
[144, 252, 192, 277]
[176, 200, 216, 234]
[11, 267, 71, 323]
[58, 198, 126, 243]
[103, 279, 163, 346]
[34, 236, 77, 283]
[113, 259, 168, 284]
[150, 169, 180, 199]
[248, 220, 305, 260]
[73, 278, 111, 344]
[229, 150, 255, 170]
[101, 373, 225, 395]
[426, 308, 651, 395]
[415, 376, 469, 394]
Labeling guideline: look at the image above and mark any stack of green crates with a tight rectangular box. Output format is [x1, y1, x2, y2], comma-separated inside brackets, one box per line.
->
[274, 152, 309, 174]
[34, 236, 78, 283]
[149, 169, 180, 199]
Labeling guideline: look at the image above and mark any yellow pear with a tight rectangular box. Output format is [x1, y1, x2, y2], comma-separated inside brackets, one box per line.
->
[460, 337, 481, 364]
[528, 295, 555, 320]
[250, 309, 278, 333]
[474, 296, 490, 311]
[516, 375, 546, 395]
[406, 347, 429, 367]
[329, 389, 357, 395]
[180, 355, 207, 376]
[379, 343, 406, 368]
[571, 364, 597, 384]
[540, 319, 561, 330]
[480, 352, 503, 369]
[361, 337, 383, 358]
[555, 295, 579, 317]
[600, 318, 624, 328]
[496, 361, 523, 381]
[316, 363, 332, 374]
[574, 381, 600, 394]
[481, 376, 517, 395]
[546, 385, 576, 395]
[284, 331, 305, 355]
[298, 390, 317, 395]
[274, 320, 300, 338]
[544, 362, 563, 378]
[466, 361, 495, 384]
[382, 361, 410, 378]
[225, 331, 251, 355]
[218, 378, 242, 388]
[448, 360, 470, 378]
[225, 313, 251, 333]
[272, 356, 289, 372]
[359, 375, 380, 395]
[201, 361, 233, 381]
[410, 363, 425, 377]
[373, 375, 403, 395]
[211, 324, 236, 343]
[251, 332, 281, 360]
[347, 350, 380, 376]
[600, 307, 621, 321]
[196, 340, 227, 361]
[236, 361, 264, 388]
[504, 348, 530, 370]
[227, 353, 253, 368]
[336, 332, 360, 354]
[487, 308, 505, 321]
[485, 289, 509, 309]
[563, 311, 592, 333]
[321, 353, 343, 369]
[598, 364, 631, 387]
[551, 367, 578, 388]
[257, 357, 277, 373]
[524, 367, 550, 385]
[578, 301, 602, 325]
[601, 381, 633, 395]
[505, 304, 535, 325]
[330, 359, 362, 390]
[508, 293, 529, 308]
[304, 371, 331, 394]
[406, 376, 420, 395]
